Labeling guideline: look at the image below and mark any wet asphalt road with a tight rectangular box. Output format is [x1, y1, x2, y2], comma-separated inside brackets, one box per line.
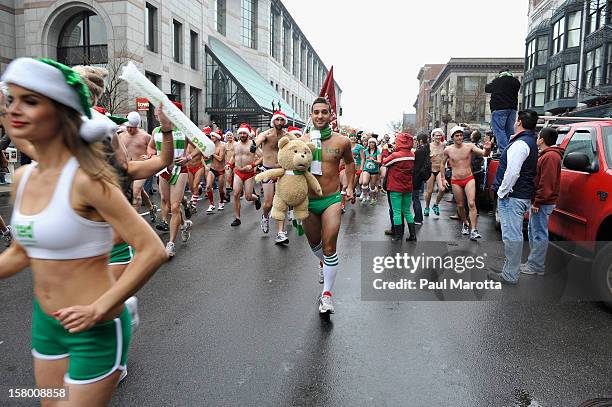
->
[1, 190, 611, 407]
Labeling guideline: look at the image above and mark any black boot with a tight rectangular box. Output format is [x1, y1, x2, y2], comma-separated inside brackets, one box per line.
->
[406, 223, 417, 242]
[391, 225, 402, 242]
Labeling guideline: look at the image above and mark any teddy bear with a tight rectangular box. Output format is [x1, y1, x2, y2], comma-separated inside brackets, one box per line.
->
[255, 136, 322, 220]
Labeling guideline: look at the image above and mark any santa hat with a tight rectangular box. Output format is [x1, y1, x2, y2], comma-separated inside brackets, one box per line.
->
[270, 111, 288, 126]
[449, 125, 465, 137]
[288, 126, 302, 136]
[171, 101, 183, 111]
[237, 123, 252, 136]
[224, 130, 234, 138]
[202, 126, 212, 135]
[1, 57, 116, 143]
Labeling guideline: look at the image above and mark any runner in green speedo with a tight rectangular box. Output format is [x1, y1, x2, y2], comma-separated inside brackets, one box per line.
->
[350, 133, 365, 197]
[148, 102, 195, 258]
[299, 97, 356, 314]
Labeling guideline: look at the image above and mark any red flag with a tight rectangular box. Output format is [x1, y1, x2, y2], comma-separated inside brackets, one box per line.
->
[319, 66, 338, 132]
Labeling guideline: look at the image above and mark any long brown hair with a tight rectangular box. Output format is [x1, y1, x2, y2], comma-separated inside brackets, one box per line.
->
[55, 102, 118, 190]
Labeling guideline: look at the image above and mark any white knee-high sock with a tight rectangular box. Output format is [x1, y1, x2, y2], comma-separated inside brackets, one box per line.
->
[323, 253, 339, 294]
[311, 242, 324, 262]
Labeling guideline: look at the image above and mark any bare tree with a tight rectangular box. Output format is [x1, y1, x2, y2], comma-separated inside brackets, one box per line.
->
[98, 43, 137, 115]
[387, 120, 403, 133]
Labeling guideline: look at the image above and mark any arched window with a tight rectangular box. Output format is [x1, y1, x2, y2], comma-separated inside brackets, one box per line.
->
[57, 11, 108, 65]
[212, 69, 229, 107]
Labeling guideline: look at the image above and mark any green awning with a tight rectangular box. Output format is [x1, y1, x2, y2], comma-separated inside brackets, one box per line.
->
[207, 37, 303, 123]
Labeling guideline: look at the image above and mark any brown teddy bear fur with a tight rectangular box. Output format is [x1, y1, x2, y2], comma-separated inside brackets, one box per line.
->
[254, 136, 322, 220]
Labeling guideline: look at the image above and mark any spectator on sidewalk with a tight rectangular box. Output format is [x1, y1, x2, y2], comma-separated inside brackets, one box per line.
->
[488, 110, 539, 285]
[412, 133, 430, 225]
[521, 127, 565, 276]
[486, 68, 521, 155]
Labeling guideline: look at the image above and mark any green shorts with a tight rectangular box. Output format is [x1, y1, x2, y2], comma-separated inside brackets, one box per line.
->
[108, 242, 134, 266]
[31, 299, 131, 384]
[308, 192, 342, 216]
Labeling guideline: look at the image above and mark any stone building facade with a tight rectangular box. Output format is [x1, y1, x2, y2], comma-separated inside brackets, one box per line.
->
[0, 0, 341, 131]
[428, 58, 524, 134]
[523, 0, 612, 116]
[413, 64, 444, 132]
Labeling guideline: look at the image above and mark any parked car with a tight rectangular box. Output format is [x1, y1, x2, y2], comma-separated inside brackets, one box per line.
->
[485, 119, 612, 306]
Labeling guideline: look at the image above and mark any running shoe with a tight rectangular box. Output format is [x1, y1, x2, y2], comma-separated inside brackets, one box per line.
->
[231, 218, 241, 227]
[520, 263, 545, 276]
[470, 229, 482, 241]
[370, 198, 377, 206]
[181, 220, 193, 242]
[341, 207, 346, 214]
[275, 231, 289, 245]
[119, 368, 128, 383]
[2, 226, 13, 247]
[288, 210, 294, 222]
[432, 204, 440, 216]
[318, 261, 324, 284]
[207, 204, 215, 214]
[261, 215, 270, 234]
[156, 221, 169, 232]
[125, 296, 140, 334]
[318, 292, 335, 314]
[218, 202, 225, 211]
[424, 207, 430, 217]
[166, 241, 176, 257]
[149, 205, 158, 223]
[190, 202, 198, 214]
[462, 223, 470, 236]
[182, 199, 192, 219]
[254, 196, 262, 210]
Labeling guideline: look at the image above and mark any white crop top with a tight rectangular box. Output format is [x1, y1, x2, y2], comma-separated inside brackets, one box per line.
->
[10, 157, 113, 260]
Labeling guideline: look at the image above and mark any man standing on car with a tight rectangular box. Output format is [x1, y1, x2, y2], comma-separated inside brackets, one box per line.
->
[521, 127, 564, 276]
[488, 110, 539, 285]
[486, 68, 521, 154]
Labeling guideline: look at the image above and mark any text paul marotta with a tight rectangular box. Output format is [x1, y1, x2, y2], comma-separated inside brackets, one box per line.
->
[370, 253, 502, 290]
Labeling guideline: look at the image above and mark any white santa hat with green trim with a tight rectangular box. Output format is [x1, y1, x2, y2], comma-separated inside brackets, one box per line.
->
[1, 58, 116, 143]
[270, 110, 288, 126]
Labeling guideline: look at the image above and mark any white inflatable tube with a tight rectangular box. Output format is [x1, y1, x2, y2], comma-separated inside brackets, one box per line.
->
[119, 62, 215, 156]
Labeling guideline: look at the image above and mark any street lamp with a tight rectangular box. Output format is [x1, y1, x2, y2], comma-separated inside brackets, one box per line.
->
[440, 88, 454, 135]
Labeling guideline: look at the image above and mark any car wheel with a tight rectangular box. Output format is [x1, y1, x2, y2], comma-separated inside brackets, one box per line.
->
[592, 241, 612, 309]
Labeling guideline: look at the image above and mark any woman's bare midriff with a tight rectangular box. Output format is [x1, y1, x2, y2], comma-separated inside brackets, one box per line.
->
[31, 255, 122, 321]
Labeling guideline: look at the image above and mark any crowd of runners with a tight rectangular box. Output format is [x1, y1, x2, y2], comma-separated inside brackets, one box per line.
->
[0, 57, 497, 405]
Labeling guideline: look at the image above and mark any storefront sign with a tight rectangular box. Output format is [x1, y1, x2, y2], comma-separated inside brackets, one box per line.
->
[136, 98, 150, 111]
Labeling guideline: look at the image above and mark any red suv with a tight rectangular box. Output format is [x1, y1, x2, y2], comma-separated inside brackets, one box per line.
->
[485, 120, 612, 305]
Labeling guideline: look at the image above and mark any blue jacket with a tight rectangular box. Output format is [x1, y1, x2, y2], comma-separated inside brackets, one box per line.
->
[492, 131, 538, 199]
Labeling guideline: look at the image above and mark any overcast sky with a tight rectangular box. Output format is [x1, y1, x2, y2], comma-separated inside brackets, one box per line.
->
[282, 0, 530, 134]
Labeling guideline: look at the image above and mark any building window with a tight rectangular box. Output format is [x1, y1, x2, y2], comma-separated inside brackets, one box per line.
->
[190, 31, 199, 70]
[537, 35, 548, 66]
[523, 81, 532, 108]
[548, 66, 562, 101]
[270, 7, 280, 60]
[292, 35, 299, 75]
[214, 0, 226, 35]
[584, 46, 603, 88]
[171, 80, 183, 104]
[307, 52, 313, 89]
[57, 11, 108, 65]
[527, 39, 535, 70]
[562, 63, 578, 98]
[241, 0, 257, 49]
[552, 17, 565, 55]
[190, 87, 200, 124]
[534, 79, 546, 107]
[588, 0, 606, 35]
[173, 20, 183, 63]
[282, 23, 291, 70]
[300, 45, 307, 83]
[145, 3, 157, 52]
[567, 11, 581, 48]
